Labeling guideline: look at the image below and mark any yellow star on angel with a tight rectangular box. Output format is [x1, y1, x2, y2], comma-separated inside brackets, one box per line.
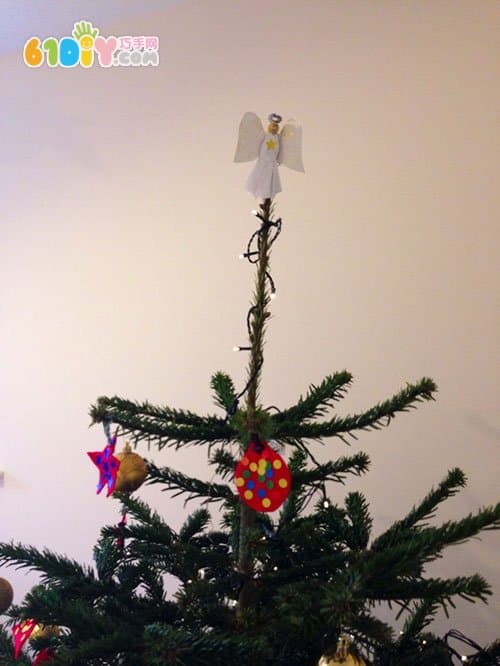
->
[266, 139, 276, 150]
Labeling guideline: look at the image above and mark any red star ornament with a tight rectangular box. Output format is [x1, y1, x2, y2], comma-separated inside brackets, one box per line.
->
[12, 619, 37, 658]
[87, 435, 121, 497]
[235, 438, 291, 512]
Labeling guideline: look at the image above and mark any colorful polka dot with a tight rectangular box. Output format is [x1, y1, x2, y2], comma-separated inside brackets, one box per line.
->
[249, 462, 257, 472]
[243, 470, 251, 478]
[257, 488, 266, 498]
[258, 475, 265, 482]
[273, 460, 282, 470]
[241, 457, 249, 466]
[278, 478, 288, 488]
[266, 469, 273, 478]
[262, 498, 271, 509]
[247, 480, 255, 490]
[236, 477, 245, 487]
[266, 480, 274, 489]
[244, 490, 254, 500]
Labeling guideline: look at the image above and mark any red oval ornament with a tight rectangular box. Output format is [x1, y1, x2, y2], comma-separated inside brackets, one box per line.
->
[235, 439, 291, 512]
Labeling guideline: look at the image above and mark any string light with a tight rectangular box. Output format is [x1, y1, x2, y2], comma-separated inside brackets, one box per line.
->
[225, 204, 283, 420]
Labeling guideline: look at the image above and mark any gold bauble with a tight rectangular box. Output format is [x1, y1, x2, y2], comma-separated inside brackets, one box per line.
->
[318, 654, 365, 666]
[319, 635, 366, 666]
[30, 623, 60, 642]
[114, 442, 147, 493]
[0, 577, 14, 613]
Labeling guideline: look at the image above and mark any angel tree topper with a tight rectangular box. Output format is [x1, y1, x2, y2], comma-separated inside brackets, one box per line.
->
[234, 112, 304, 200]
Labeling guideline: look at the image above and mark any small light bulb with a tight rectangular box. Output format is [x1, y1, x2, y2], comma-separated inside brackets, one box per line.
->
[273, 565, 278, 571]
[233, 346, 240, 352]
[239, 254, 245, 259]
[399, 631, 404, 635]
[422, 640, 427, 645]
[270, 291, 277, 299]
[187, 579, 192, 584]
[251, 209, 258, 216]
[323, 499, 330, 508]
[461, 657, 468, 663]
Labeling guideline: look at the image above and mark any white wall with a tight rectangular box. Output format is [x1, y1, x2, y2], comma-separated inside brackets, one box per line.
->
[1, 0, 498, 646]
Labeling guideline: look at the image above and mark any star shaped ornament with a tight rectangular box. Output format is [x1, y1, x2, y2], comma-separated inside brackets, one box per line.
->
[12, 619, 37, 658]
[87, 435, 121, 496]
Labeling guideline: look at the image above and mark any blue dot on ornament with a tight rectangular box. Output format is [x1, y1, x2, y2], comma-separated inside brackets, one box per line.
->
[247, 480, 255, 489]
[257, 488, 266, 498]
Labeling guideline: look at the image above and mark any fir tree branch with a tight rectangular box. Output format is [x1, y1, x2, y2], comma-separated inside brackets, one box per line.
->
[292, 452, 371, 486]
[273, 377, 437, 441]
[179, 508, 211, 541]
[115, 493, 176, 535]
[361, 503, 500, 582]
[274, 371, 353, 423]
[147, 462, 236, 503]
[0, 543, 97, 588]
[210, 372, 237, 413]
[89, 404, 236, 449]
[398, 599, 441, 643]
[91, 395, 227, 428]
[372, 468, 468, 550]
[366, 573, 491, 605]
[209, 447, 238, 479]
[144, 624, 268, 665]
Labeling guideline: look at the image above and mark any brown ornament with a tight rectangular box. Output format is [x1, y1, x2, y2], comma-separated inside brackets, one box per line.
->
[30, 623, 60, 642]
[113, 442, 147, 493]
[0, 577, 14, 613]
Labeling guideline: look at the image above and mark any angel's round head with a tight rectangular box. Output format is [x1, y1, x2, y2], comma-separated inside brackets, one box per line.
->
[267, 113, 282, 135]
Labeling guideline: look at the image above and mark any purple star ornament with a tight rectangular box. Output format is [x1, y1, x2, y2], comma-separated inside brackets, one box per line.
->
[87, 435, 121, 496]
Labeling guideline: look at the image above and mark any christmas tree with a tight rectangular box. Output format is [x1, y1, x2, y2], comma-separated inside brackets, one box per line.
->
[1, 119, 499, 665]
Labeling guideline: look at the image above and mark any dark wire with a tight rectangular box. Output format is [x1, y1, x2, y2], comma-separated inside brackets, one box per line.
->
[443, 629, 493, 664]
[226, 211, 283, 419]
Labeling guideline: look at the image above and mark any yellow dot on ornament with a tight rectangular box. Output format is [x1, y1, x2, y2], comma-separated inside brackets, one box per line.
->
[244, 490, 254, 500]
[262, 498, 271, 509]
[249, 462, 257, 472]
[236, 477, 245, 487]
[278, 478, 288, 489]
[273, 460, 282, 470]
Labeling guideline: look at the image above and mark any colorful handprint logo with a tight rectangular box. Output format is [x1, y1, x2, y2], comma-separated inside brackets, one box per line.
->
[23, 20, 159, 68]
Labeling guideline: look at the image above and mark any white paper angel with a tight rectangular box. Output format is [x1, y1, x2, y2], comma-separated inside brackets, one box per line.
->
[234, 112, 304, 200]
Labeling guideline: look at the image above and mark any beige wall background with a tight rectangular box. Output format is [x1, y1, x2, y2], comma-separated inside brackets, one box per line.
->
[1, 0, 499, 647]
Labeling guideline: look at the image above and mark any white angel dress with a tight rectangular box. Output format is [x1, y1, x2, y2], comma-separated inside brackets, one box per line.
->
[234, 112, 304, 200]
[246, 132, 282, 199]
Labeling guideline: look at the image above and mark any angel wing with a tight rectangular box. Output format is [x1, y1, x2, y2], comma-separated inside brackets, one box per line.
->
[278, 119, 304, 172]
[234, 112, 265, 162]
